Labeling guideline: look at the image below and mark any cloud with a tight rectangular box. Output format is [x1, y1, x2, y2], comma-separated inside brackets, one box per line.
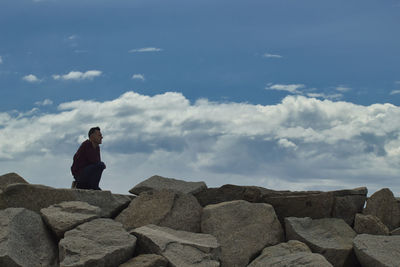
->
[0, 56, 2, 64]
[129, 47, 163, 53]
[35, 99, 53, 106]
[263, 53, 283, 59]
[306, 92, 343, 100]
[53, 70, 102, 81]
[22, 74, 41, 83]
[336, 86, 351, 92]
[390, 90, 400, 95]
[132, 74, 145, 81]
[1, 91, 400, 196]
[266, 83, 305, 94]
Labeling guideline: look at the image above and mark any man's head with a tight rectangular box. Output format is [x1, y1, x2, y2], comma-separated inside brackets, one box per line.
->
[88, 127, 102, 145]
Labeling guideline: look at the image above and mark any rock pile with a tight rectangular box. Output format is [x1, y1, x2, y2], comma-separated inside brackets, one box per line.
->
[1, 172, 400, 267]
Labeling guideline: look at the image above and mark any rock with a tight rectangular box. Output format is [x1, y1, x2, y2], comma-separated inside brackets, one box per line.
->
[201, 200, 283, 267]
[248, 240, 333, 267]
[353, 213, 389, 235]
[0, 183, 130, 217]
[285, 217, 357, 267]
[353, 234, 400, 267]
[0, 208, 58, 267]
[129, 175, 207, 195]
[332, 194, 366, 226]
[119, 254, 168, 267]
[0, 172, 29, 191]
[40, 201, 101, 238]
[363, 188, 400, 230]
[132, 224, 220, 267]
[59, 218, 136, 267]
[115, 189, 202, 232]
[391, 227, 400, 235]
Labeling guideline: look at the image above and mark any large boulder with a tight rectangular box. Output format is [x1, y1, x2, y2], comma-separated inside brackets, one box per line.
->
[40, 201, 102, 238]
[119, 254, 168, 267]
[353, 213, 389, 235]
[129, 175, 207, 195]
[285, 217, 357, 267]
[0, 183, 131, 217]
[353, 234, 400, 267]
[332, 187, 367, 226]
[0, 172, 29, 191]
[0, 208, 58, 267]
[115, 189, 202, 232]
[132, 224, 220, 267]
[247, 240, 333, 267]
[59, 218, 136, 267]
[363, 188, 400, 230]
[201, 200, 283, 267]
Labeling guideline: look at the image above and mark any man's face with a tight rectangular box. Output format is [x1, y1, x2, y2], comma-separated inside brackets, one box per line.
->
[90, 130, 103, 144]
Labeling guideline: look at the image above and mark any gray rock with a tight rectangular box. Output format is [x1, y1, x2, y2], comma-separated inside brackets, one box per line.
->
[390, 227, 400, 235]
[0, 183, 130, 217]
[132, 224, 220, 267]
[285, 217, 357, 267]
[201, 200, 283, 267]
[332, 195, 366, 226]
[248, 240, 333, 267]
[119, 254, 168, 267]
[0, 172, 29, 191]
[130, 175, 207, 195]
[354, 213, 389, 235]
[116, 189, 202, 232]
[353, 234, 400, 267]
[59, 218, 136, 267]
[40, 201, 101, 238]
[363, 188, 400, 230]
[0, 208, 58, 267]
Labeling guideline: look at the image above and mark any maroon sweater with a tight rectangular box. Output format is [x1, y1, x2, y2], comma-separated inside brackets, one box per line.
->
[71, 140, 101, 177]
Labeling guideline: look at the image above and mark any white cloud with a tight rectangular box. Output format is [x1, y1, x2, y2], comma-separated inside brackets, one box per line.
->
[390, 90, 400, 95]
[132, 74, 145, 81]
[1, 91, 400, 196]
[53, 70, 102, 81]
[263, 53, 283, 58]
[22, 74, 41, 83]
[35, 99, 53, 106]
[129, 47, 163, 53]
[0, 56, 2, 64]
[266, 83, 305, 94]
[336, 86, 351, 92]
[307, 92, 343, 100]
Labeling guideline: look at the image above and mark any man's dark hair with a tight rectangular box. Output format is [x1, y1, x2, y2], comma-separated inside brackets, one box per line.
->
[88, 127, 100, 138]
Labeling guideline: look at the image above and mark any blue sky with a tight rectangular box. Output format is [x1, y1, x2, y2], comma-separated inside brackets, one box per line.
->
[1, 0, 400, 195]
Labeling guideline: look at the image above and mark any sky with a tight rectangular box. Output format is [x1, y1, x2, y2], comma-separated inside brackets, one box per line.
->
[0, 0, 400, 195]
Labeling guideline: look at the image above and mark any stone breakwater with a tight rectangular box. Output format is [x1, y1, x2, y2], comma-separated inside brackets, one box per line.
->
[1, 172, 400, 267]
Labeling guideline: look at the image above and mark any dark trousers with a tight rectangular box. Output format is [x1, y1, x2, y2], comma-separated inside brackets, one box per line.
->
[75, 162, 105, 190]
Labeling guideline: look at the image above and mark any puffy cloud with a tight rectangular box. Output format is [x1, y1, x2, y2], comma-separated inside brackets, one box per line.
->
[0, 91, 400, 195]
[263, 53, 283, 58]
[266, 83, 305, 94]
[132, 74, 145, 81]
[22, 74, 41, 83]
[53, 70, 102, 81]
[129, 47, 163, 53]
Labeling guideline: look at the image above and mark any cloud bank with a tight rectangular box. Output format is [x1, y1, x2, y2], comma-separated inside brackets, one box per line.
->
[53, 70, 102, 81]
[0, 91, 399, 195]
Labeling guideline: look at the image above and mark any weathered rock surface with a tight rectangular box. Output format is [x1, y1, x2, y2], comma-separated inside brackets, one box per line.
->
[201, 200, 283, 267]
[130, 175, 207, 195]
[0, 183, 131, 217]
[354, 213, 389, 235]
[119, 254, 168, 267]
[132, 224, 220, 267]
[116, 189, 202, 232]
[332, 188, 367, 225]
[0, 172, 29, 191]
[59, 218, 136, 267]
[285, 217, 357, 267]
[248, 240, 333, 267]
[40, 201, 101, 238]
[363, 188, 400, 230]
[0, 208, 58, 267]
[353, 234, 400, 267]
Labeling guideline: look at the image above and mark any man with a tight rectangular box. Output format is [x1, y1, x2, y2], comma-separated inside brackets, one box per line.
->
[71, 127, 106, 190]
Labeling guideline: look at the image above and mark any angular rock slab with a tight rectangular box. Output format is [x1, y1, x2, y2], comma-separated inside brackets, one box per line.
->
[0, 183, 130, 217]
[354, 234, 400, 267]
[363, 188, 400, 230]
[132, 224, 220, 267]
[119, 254, 168, 267]
[354, 213, 389, 235]
[0, 172, 29, 191]
[285, 217, 357, 267]
[40, 201, 101, 238]
[201, 200, 284, 267]
[129, 175, 207, 195]
[248, 240, 333, 267]
[0, 208, 58, 267]
[332, 189, 367, 226]
[59, 218, 136, 267]
[116, 189, 202, 232]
